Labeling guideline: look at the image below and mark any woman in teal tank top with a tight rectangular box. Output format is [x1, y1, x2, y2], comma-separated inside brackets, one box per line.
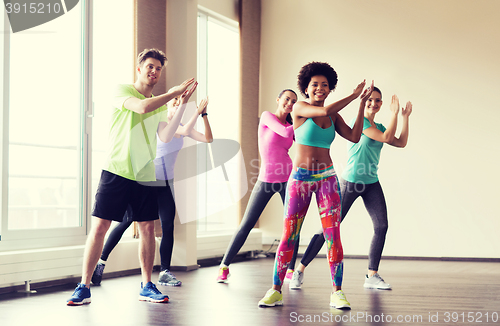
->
[258, 61, 373, 309]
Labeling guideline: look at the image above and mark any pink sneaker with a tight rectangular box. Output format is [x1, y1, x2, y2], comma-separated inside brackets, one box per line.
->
[216, 267, 230, 283]
[284, 269, 294, 284]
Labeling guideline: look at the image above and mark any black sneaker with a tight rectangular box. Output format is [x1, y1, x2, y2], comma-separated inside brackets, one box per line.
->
[91, 262, 105, 286]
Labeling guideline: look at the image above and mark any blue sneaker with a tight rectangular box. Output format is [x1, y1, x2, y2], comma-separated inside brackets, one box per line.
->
[67, 283, 91, 306]
[139, 282, 169, 303]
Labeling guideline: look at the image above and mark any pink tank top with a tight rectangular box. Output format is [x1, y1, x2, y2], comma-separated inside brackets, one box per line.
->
[257, 111, 294, 183]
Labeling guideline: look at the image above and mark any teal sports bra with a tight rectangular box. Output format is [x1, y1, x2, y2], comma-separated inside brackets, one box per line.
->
[294, 117, 336, 149]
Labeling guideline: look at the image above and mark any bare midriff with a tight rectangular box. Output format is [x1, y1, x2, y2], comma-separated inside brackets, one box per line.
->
[293, 144, 332, 171]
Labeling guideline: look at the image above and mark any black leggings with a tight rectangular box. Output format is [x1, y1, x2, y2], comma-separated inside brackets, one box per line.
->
[289, 180, 388, 271]
[222, 180, 299, 266]
[101, 179, 176, 271]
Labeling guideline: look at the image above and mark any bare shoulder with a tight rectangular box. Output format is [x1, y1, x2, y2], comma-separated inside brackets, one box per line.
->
[294, 100, 309, 109]
[292, 100, 310, 118]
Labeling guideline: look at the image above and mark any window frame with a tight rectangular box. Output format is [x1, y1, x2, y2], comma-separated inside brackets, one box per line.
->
[0, 0, 92, 250]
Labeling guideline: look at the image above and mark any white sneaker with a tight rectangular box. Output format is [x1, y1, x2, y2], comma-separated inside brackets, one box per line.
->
[363, 273, 392, 289]
[289, 270, 303, 289]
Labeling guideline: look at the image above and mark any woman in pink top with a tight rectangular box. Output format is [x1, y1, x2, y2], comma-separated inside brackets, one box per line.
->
[217, 89, 298, 282]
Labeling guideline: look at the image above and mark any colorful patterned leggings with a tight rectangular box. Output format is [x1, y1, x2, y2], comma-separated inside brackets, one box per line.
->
[273, 165, 343, 287]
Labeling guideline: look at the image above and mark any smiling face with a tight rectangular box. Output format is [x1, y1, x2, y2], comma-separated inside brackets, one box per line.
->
[364, 90, 383, 114]
[305, 75, 330, 103]
[277, 90, 297, 115]
[137, 57, 163, 87]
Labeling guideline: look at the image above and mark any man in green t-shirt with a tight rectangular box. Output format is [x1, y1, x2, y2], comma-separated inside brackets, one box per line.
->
[67, 48, 195, 306]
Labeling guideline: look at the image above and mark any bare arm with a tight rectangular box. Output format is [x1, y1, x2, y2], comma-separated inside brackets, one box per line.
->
[336, 84, 374, 142]
[390, 101, 412, 148]
[175, 100, 202, 136]
[157, 82, 198, 143]
[363, 94, 399, 143]
[293, 80, 367, 119]
[123, 78, 195, 114]
[176, 97, 213, 143]
[187, 98, 213, 143]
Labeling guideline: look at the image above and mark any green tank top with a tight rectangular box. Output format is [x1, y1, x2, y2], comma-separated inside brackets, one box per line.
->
[342, 117, 386, 184]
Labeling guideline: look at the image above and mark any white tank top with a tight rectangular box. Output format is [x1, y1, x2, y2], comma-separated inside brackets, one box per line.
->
[154, 133, 184, 180]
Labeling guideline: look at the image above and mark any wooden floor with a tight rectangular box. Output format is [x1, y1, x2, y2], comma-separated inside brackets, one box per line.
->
[0, 257, 499, 326]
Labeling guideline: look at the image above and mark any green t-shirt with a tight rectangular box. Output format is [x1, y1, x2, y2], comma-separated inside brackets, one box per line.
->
[342, 117, 386, 184]
[104, 84, 168, 181]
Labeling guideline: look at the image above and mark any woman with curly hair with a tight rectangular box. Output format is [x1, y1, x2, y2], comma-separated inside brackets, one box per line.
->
[287, 87, 412, 291]
[258, 62, 373, 309]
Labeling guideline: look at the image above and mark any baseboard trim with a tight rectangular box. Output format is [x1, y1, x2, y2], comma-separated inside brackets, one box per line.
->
[168, 264, 200, 272]
[317, 254, 500, 263]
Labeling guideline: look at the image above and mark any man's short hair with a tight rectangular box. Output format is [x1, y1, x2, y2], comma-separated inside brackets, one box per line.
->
[137, 48, 167, 67]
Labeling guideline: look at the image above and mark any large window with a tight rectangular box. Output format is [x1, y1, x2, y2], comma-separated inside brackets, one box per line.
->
[92, 0, 134, 234]
[196, 10, 241, 233]
[1, 1, 90, 248]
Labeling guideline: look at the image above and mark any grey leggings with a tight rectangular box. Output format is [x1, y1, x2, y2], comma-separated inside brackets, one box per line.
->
[291, 180, 388, 271]
[222, 180, 299, 266]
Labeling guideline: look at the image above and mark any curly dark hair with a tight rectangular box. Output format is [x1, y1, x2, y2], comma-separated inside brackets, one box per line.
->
[297, 62, 338, 98]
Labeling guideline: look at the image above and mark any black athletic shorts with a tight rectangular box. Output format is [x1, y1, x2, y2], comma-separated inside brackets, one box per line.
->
[92, 170, 159, 222]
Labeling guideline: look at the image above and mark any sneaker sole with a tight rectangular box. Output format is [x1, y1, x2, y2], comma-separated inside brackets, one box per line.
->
[363, 284, 392, 290]
[138, 296, 169, 303]
[330, 303, 351, 309]
[258, 301, 283, 307]
[158, 281, 182, 287]
[67, 298, 91, 306]
[289, 284, 302, 290]
[216, 272, 230, 283]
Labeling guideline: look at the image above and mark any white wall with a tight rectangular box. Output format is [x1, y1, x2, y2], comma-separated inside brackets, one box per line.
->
[258, 0, 500, 258]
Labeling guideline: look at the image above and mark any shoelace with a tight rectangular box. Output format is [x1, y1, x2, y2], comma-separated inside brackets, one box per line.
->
[335, 291, 346, 300]
[73, 285, 87, 296]
[373, 273, 385, 282]
[164, 270, 176, 278]
[265, 289, 277, 297]
[291, 271, 302, 281]
[146, 283, 162, 294]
